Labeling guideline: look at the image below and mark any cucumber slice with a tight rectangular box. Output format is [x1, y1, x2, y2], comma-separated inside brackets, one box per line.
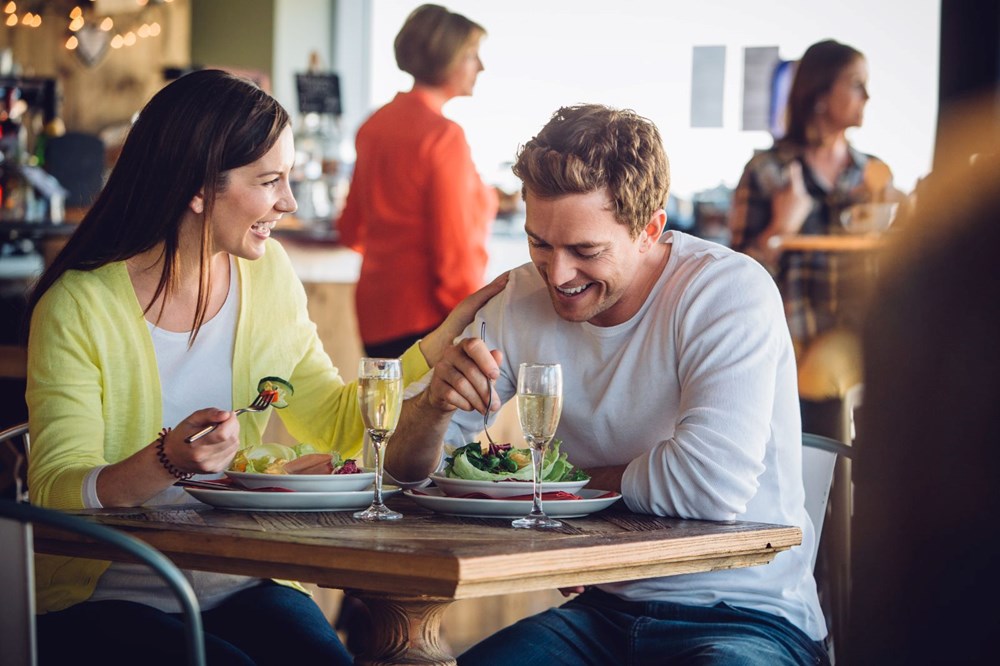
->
[257, 376, 294, 409]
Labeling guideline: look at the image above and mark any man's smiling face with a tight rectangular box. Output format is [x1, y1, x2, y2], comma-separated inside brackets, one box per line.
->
[525, 188, 657, 327]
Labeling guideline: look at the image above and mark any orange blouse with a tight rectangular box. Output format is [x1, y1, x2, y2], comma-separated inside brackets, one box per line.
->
[337, 90, 498, 346]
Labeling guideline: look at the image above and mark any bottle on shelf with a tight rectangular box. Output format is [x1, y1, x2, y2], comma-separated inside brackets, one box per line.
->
[0, 85, 31, 222]
[291, 51, 346, 231]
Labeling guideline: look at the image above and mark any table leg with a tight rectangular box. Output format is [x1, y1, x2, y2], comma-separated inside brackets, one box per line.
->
[352, 592, 455, 666]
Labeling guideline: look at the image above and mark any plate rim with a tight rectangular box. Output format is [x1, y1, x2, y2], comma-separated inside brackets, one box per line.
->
[427, 472, 586, 487]
[224, 469, 376, 491]
[427, 473, 589, 498]
[185, 485, 400, 512]
[404, 487, 620, 518]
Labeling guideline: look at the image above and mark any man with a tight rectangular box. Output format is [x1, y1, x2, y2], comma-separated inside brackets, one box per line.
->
[388, 104, 828, 665]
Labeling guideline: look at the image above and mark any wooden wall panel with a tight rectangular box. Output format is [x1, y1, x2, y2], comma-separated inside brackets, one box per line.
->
[0, 0, 190, 134]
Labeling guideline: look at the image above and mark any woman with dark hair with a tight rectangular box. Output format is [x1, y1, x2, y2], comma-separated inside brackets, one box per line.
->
[25, 69, 502, 665]
[337, 3, 500, 358]
[729, 39, 902, 439]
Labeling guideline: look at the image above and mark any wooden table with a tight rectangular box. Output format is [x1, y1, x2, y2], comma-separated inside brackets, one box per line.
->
[33, 495, 801, 665]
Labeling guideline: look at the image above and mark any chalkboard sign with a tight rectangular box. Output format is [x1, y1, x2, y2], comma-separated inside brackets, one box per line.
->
[296, 73, 342, 116]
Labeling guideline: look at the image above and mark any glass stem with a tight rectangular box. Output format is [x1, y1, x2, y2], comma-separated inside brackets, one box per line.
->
[530, 441, 546, 516]
[371, 433, 385, 508]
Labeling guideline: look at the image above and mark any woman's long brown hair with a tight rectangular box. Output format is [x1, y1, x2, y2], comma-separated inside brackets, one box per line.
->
[26, 70, 289, 343]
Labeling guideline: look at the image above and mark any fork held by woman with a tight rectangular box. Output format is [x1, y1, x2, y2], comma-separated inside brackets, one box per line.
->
[185, 392, 276, 443]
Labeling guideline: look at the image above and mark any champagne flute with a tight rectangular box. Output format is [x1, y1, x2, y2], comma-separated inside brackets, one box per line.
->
[512, 363, 563, 529]
[354, 357, 403, 521]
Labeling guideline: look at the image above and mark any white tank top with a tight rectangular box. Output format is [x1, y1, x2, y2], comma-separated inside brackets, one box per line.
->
[87, 259, 262, 611]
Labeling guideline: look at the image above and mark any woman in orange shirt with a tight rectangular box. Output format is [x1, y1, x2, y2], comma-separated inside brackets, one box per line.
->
[338, 4, 499, 358]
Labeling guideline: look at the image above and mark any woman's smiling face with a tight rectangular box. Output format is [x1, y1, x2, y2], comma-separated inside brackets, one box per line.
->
[204, 124, 297, 260]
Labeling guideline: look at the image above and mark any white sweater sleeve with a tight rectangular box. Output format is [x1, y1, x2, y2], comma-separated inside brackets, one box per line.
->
[621, 258, 788, 521]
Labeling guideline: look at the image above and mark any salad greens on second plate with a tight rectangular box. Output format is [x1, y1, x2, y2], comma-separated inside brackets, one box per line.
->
[444, 440, 589, 482]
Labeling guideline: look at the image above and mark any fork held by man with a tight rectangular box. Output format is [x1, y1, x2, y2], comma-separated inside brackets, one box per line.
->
[480, 321, 498, 447]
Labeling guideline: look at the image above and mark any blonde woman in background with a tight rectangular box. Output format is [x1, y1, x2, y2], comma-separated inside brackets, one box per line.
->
[338, 3, 500, 358]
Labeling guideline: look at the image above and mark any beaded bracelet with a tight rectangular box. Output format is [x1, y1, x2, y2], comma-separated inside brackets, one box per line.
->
[155, 427, 194, 480]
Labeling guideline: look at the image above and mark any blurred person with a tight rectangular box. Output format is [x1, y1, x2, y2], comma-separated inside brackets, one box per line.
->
[24, 69, 503, 666]
[728, 39, 903, 441]
[390, 104, 829, 665]
[848, 97, 1000, 664]
[337, 3, 500, 358]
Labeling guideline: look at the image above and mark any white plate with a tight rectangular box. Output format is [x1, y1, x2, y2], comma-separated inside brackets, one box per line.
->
[428, 473, 588, 499]
[185, 485, 400, 512]
[405, 487, 621, 519]
[225, 470, 375, 492]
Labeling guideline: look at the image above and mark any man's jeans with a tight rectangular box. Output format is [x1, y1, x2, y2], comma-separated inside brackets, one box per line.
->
[459, 588, 830, 666]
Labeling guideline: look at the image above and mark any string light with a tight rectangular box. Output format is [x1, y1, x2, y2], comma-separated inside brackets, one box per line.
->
[0, 1, 169, 53]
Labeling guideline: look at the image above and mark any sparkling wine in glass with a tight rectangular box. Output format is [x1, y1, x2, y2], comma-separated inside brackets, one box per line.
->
[512, 363, 563, 529]
[354, 357, 403, 521]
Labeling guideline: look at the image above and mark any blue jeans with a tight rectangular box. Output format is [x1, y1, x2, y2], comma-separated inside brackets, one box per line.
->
[37, 582, 352, 665]
[459, 589, 829, 666]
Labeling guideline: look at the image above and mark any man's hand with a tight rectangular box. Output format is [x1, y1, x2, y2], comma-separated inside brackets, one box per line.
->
[424, 337, 502, 416]
[387, 323, 503, 483]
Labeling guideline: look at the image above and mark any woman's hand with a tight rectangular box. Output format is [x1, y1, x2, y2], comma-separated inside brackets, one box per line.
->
[770, 161, 812, 236]
[166, 408, 243, 475]
[96, 408, 242, 507]
[419, 271, 509, 367]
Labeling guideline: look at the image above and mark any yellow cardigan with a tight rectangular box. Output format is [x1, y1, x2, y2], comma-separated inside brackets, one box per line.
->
[26, 239, 429, 612]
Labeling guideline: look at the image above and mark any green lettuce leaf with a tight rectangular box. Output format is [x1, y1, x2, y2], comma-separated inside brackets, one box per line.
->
[444, 440, 588, 482]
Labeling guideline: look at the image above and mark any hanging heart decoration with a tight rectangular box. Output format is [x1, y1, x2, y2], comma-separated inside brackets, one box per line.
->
[73, 23, 111, 68]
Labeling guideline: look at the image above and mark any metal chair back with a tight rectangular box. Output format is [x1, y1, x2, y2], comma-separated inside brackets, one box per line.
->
[802, 432, 854, 569]
[0, 423, 206, 666]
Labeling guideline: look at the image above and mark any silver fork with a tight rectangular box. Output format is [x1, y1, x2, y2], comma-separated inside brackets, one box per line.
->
[480, 321, 498, 447]
[185, 392, 276, 443]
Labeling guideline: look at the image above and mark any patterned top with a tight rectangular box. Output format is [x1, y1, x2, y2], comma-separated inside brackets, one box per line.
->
[729, 142, 888, 349]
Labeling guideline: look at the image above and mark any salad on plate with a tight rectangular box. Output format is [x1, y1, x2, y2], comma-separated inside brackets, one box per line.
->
[443, 440, 588, 482]
[433, 441, 590, 498]
[230, 442, 362, 475]
[226, 443, 373, 492]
